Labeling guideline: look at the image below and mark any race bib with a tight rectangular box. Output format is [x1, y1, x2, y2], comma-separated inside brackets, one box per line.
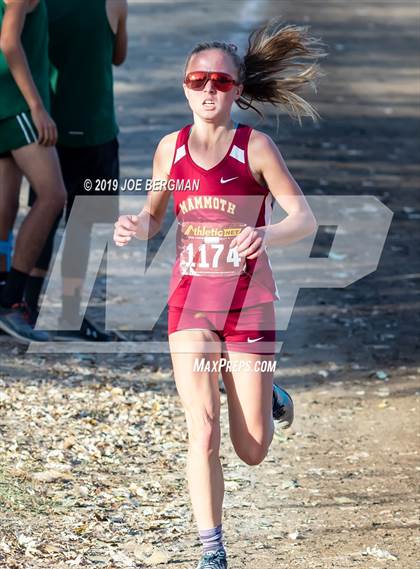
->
[178, 221, 247, 277]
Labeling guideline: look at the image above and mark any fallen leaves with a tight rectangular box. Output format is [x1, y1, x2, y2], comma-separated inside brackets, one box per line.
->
[361, 545, 398, 560]
[0, 362, 189, 567]
[32, 469, 74, 483]
[333, 496, 356, 505]
[122, 541, 171, 565]
[0, 353, 418, 568]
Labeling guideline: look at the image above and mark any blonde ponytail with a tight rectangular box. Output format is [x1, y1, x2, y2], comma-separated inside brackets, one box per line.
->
[239, 18, 328, 123]
[185, 18, 328, 124]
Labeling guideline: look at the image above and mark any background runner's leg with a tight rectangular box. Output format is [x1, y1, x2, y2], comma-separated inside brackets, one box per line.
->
[0, 157, 21, 282]
[24, 185, 63, 314]
[6, 144, 65, 276]
[59, 141, 119, 332]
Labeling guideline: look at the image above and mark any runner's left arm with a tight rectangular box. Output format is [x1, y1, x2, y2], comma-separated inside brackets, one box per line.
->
[230, 130, 317, 259]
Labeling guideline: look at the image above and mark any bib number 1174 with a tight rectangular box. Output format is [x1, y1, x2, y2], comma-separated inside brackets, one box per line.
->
[182, 242, 242, 275]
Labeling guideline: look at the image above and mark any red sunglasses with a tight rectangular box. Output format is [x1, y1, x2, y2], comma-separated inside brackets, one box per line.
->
[184, 71, 239, 92]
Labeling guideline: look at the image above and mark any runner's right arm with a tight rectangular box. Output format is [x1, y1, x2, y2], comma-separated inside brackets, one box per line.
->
[0, 0, 57, 145]
[113, 132, 177, 246]
[106, 0, 128, 66]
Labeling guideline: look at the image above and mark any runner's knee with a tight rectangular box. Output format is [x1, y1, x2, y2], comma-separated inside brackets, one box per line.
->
[233, 426, 273, 466]
[32, 185, 66, 212]
[185, 409, 221, 455]
[236, 441, 270, 466]
[51, 187, 67, 211]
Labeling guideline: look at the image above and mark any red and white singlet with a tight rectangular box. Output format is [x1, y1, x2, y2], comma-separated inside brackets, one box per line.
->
[167, 122, 280, 311]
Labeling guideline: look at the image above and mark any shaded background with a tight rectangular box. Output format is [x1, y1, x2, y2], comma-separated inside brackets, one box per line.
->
[111, 0, 419, 371]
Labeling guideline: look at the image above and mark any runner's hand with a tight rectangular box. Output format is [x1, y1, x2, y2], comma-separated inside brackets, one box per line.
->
[114, 215, 139, 247]
[229, 225, 266, 259]
[31, 106, 58, 146]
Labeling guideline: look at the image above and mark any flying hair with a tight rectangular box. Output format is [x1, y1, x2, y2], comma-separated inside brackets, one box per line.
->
[184, 17, 328, 124]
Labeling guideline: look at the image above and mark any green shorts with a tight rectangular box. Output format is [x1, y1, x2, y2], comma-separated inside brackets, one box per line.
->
[0, 111, 38, 155]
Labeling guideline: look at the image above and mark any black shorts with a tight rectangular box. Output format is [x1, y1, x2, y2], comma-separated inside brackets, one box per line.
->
[28, 137, 120, 222]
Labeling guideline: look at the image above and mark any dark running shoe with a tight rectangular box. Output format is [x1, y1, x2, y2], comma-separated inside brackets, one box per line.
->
[273, 384, 294, 429]
[0, 302, 49, 342]
[25, 305, 40, 327]
[54, 315, 117, 342]
[196, 548, 227, 569]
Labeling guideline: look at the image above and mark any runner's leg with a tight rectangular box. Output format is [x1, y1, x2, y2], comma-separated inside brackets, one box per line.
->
[0, 157, 21, 279]
[60, 140, 119, 331]
[221, 351, 275, 465]
[7, 144, 66, 274]
[0, 144, 65, 340]
[169, 329, 224, 530]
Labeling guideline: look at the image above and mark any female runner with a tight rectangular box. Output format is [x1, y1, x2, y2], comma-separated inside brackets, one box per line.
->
[114, 18, 325, 569]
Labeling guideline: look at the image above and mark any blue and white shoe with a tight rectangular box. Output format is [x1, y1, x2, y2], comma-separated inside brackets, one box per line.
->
[0, 301, 49, 342]
[196, 548, 227, 569]
[272, 384, 294, 429]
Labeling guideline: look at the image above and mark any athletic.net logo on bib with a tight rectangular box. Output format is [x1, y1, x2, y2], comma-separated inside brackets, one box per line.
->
[178, 221, 247, 277]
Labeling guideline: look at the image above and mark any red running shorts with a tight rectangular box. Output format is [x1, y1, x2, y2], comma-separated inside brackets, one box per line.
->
[168, 302, 276, 355]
